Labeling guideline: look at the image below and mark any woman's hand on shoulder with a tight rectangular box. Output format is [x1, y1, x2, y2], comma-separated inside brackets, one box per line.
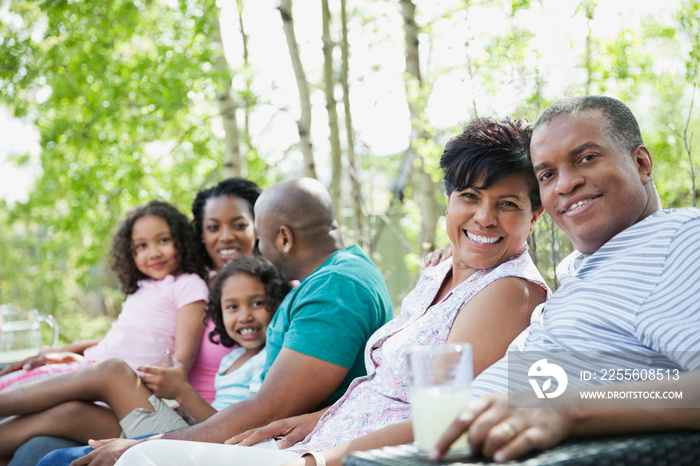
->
[431, 394, 573, 462]
[225, 409, 327, 449]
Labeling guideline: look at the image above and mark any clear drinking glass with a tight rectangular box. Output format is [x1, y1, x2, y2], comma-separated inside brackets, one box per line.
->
[407, 342, 473, 455]
[0, 304, 59, 364]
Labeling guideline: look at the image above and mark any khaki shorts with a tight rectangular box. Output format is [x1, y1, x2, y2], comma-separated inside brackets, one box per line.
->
[119, 394, 190, 438]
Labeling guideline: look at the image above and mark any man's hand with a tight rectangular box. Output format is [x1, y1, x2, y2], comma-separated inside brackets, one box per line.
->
[430, 394, 573, 462]
[423, 245, 453, 268]
[0, 351, 83, 376]
[69, 438, 139, 466]
[226, 410, 326, 449]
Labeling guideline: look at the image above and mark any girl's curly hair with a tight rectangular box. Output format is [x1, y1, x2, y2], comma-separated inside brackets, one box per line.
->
[111, 201, 207, 295]
[205, 255, 291, 348]
[191, 178, 262, 270]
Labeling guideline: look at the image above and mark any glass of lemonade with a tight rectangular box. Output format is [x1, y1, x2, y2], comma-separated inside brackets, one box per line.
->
[407, 342, 473, 455]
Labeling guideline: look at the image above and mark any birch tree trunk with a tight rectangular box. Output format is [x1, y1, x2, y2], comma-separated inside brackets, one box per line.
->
[236, 0, 255, 159]
[583, 0, 594, 95]
[340, 0, 365, 246]
[464, 0, 479, 118]
[399, 0, 438, 256]
[214, 9, 242, 177]
[322, 0, 343, 212]
[278, 0, 317, 179]
[682, 85, 697, 207]
[219, 88, 243, 178]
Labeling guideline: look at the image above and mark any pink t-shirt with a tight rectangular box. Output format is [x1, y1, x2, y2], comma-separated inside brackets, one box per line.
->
[84, 273, 209, 370]
[187, 319, 234, 404]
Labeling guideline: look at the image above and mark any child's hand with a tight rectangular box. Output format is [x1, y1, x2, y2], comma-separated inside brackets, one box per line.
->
[0, 351, 83, 376]
[138, 357, 188, 400]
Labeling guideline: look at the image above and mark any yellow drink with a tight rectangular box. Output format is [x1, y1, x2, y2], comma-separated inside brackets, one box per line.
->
[409, 385, 471, 453]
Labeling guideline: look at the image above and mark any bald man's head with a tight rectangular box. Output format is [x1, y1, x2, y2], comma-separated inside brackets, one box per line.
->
[256, 178, 336, 233]
[254, 178, 342, 279]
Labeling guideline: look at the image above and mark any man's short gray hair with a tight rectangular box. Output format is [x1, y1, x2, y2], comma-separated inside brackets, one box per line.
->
[534, 96, 644, 154]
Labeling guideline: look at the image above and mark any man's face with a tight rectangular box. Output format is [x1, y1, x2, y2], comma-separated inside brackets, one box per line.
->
[253, 202, 286, 273]
[530, 110, 653, 254]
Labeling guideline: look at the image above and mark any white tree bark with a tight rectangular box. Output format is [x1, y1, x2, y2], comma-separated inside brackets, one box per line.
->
[278, 0, 317, 179]
[400, 0, 438, 256]
[340, 0, 365, 246]
[214, 7, 242, 177]
[322, 0, 343, 212]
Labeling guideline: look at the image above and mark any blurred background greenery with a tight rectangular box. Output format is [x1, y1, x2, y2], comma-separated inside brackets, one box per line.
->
[0, 0, 698, 344]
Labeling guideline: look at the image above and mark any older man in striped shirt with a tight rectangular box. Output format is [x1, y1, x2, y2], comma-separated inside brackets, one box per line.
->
[434, 95, 700, 463]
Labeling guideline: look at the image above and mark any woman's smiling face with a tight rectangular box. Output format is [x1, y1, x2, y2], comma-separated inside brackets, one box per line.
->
[201, 196, 256, 271]
[446, 173, 541, 272]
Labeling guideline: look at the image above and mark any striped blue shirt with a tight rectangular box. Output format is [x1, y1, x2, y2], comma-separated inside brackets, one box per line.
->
[210, 347, 266, 411]
[473, 208, 700, 398]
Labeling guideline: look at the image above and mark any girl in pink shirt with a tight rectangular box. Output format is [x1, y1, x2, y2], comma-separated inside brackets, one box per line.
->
[0, 201, 209, 391]
[0, 255, 291, 458]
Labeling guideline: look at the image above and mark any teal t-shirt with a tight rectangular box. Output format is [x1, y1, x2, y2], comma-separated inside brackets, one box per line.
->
[263, 244, 393, 406]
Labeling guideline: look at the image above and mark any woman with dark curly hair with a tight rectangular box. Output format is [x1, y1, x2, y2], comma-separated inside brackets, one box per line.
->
[0, 255, 291, 456]
[0, 201, 209, 393]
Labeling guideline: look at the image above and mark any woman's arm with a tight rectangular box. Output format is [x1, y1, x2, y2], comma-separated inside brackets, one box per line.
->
[299, 421, 414, 466]
[447, 276, 545, 376]
[172, 300, 207, 372]
[277, 422, 413, 466]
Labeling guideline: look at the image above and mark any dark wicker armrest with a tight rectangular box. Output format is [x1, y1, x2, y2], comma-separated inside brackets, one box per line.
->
[343, 431, 700, 465]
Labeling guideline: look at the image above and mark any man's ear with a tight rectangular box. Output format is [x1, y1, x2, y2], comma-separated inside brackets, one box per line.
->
[276, 225, 294, 254]
[633, 145, 653, 184]
[530, 206, 545, 233]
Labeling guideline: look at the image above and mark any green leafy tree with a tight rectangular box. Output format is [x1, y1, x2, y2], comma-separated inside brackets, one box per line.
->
[1, 0, 699, 333]
[0, 0, 240, 336]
